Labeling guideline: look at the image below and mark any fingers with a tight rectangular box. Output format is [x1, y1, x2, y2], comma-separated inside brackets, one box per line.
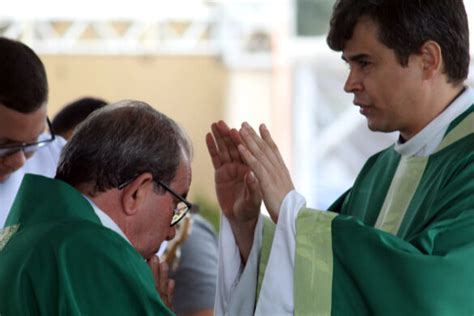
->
[159, 261, 169, 298]
[206, 132, 221, 169]
[237, 122, 294, 221]
[239, 122, 278, 170]
[211, 122, 232, 164]
[159, 261, 173, 308]
[259, 124, 286, 167]
[148, 255, 160, 289]
[167, 278, 175, 307]
[148, 256, 174, 309]
[244, 171, 262, 207]
[207, 121, 244, 167]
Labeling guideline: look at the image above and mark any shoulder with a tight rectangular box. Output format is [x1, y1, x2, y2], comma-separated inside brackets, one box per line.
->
[28, 220, 141, 264]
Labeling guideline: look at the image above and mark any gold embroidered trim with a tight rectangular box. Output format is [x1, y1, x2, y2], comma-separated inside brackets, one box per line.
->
[0, 224, 19, 251]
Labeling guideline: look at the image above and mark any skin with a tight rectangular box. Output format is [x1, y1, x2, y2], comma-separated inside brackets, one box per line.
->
[343, 17, 463, 140]
[91, 158, 192, 260]
[207, 17, 464, 263]
[206, 121, 262, 262]
[89, 155, 192, 309]
[0, 103, 47, 182]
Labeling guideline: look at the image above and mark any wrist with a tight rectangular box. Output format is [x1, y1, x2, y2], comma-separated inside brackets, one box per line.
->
[229, 216, 259, 264]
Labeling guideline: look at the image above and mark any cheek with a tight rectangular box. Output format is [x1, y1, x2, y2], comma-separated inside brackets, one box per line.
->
[153, 197, 174, 227]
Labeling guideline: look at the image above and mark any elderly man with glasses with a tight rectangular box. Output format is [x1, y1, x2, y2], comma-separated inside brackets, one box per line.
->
[0, 37, 65, 227]
[0, 100, 192, 315]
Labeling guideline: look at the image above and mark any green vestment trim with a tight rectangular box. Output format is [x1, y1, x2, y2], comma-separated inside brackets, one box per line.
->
[0, 224, 19, 251]
[256, 216, 275, 302]
[374, 156, 428, 234]
[295, 209, 337, 316]
[436, 111, 473, 151]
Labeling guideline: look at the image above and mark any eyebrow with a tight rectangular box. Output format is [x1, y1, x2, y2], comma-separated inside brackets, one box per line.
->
[0, 135, 41, 146]
[0, 138, 26, 145]
[341, 53, 370, 63]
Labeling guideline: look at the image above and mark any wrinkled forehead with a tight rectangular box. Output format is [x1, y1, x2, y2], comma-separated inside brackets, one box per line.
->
[0, 103, 47, 143]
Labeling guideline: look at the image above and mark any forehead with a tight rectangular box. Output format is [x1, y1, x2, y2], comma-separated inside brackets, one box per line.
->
[169, 158, 192, 194]
[0, 103, 47, 142]
[342, 18, 384, 60]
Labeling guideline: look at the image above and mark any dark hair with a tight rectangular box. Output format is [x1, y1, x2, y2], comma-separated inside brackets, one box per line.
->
[55, 100, 191, 194]
[327, 0, 469, 85]
[52, 97, 108, 136]
[0, 37, 48, 113]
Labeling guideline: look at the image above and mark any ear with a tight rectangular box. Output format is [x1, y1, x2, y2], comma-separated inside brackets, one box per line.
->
[120, 172, 154, 216]
[419, 40, 442, 80]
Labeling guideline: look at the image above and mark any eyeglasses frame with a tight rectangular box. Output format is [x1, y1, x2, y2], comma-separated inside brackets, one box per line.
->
[118, 176, 193, 227]
[0, 117, 56, 158]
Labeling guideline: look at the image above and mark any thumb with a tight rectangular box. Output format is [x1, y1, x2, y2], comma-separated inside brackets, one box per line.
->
[245, 171, 262, 205]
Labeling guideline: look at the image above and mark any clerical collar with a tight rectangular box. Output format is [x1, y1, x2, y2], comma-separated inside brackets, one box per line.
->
[82, 194, 132, 245]
[395, 86, 474, 157]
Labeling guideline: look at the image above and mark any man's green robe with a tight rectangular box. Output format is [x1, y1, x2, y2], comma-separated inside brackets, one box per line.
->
[259, 106, 474, 315]
[0, 175, 173, 315]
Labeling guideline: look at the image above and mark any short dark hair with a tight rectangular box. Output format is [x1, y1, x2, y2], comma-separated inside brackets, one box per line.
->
[0, 37, 48, 113]
[55, 100, 191, 194]
[52, 97, 108, 136]
[327, 0, 469, 85]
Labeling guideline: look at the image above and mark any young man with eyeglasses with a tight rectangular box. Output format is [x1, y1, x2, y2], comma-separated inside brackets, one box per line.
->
[0, 37, 65, 226]
[0, 100, 192, 314]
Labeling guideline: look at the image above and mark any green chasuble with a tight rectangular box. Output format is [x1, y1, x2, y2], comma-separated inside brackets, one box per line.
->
[0, 175, 174, 316]
[279, 107, 473, 315]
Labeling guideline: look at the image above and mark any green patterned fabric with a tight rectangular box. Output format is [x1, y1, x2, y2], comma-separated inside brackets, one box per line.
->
[0, 175, 174, 316]
[256, 216, 276, 301]
[290, 106, 474, 315]
[295, 209, 337, 316]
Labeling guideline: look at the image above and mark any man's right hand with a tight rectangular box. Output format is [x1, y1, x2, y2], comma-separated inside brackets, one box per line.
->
[206, 121, 262, 262]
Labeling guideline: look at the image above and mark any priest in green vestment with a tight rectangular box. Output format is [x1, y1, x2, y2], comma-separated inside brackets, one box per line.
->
[0, 101, 194, 315]
[207, 1, 474, 315]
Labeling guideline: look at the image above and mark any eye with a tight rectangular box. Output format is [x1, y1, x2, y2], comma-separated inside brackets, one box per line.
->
[358, 60, 371, 69]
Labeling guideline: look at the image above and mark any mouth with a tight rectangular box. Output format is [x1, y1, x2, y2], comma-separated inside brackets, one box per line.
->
[354, 101, 372, 116]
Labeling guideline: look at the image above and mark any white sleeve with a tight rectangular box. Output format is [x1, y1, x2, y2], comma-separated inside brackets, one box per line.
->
[255, 190, 306, 316]
[215, 212, 264, 316]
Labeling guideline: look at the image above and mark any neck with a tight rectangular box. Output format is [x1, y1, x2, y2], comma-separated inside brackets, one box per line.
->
[400, 83, 464, 141]
[84, 189, 126, 230]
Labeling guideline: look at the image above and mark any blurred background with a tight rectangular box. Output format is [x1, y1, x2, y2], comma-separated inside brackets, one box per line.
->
[3, 0, 474, 229]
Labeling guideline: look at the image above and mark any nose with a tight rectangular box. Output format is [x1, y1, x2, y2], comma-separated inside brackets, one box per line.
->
[2, 150, 27, 172]
[344, 69, 363, 93]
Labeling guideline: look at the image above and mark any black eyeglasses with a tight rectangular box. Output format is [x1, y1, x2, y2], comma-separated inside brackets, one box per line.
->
[118, 177, 193, 227]
[0, 118, 56, 158]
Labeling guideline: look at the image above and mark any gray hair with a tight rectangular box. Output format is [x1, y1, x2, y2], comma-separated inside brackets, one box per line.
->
[55, 100, 191, 194]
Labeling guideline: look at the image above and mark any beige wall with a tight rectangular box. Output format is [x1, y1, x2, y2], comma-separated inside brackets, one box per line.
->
[41, 55, 227, 204]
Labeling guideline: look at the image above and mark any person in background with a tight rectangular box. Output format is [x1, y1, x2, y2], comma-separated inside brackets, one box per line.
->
[52, 96, 108, 140]
[0, 101, 189, 315]
[0, 37, 65, 227]
[207, 0, 474, 314]
[166, 210, 218, 316]
[53, 96, 218, 316]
